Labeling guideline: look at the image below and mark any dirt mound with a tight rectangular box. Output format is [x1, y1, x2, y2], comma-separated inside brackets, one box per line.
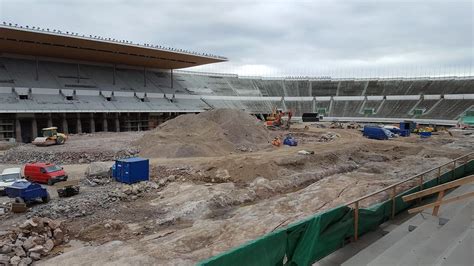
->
[136, 109, 271, 158]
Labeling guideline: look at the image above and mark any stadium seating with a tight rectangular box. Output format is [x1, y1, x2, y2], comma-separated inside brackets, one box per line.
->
[0, 57, 472, 121]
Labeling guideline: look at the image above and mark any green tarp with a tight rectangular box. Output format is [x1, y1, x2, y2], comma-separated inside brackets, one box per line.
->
[199, 160, 474, 266]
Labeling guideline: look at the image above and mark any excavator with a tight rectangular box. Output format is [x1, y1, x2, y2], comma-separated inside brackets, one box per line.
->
[266, 108, 293, 130]
[32, 127, 67, 146]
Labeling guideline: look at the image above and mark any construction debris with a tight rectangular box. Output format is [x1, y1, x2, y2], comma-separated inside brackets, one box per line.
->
[136, 109, 271, 158]
[319, 132, 340, 142]
[0, 217, 68, 265]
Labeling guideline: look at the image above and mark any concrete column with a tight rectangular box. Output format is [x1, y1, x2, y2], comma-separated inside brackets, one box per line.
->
[76, 113, 82, 134]
[103, 113, 108, 132]
[137, 113, 141, 131]
[115, 114, 120, 132]
[126, 113, 131, 132]
[15, 118, 22, 143]
[90, 113, 96, 133]
[47, 113, 53, 128]
[31, 117, 38, 139]
[61, 114, 68, 134]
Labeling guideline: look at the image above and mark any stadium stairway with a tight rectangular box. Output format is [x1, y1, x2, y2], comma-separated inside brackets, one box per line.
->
[316, 183, 473, 266]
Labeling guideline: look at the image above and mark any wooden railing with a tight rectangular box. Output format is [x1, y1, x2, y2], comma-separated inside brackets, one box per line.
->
[402, 175, 474, 216]
[346, 152, 473, 241]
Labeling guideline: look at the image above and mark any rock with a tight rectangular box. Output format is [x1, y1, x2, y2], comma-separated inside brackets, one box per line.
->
[13, 246, 26, 257]
[27, 245, 44, 254]
[46, 219, 61, 230]
[167, 175, 176, 182]
[85, 162, 114, 178]
[22, 237, 35, 250]
[215, 169, 231, 182]
[19, 219, 38, 230]
[19, 257, 32, 266]
[53, 228, 64, 244]
[29, 252, 41, 261]
[122, 186, 133, 195]
[43, 239, 54, 253]
[10, 255, 21, 265]
[14, 239, 23, 247]
[0, 254, 10, 264]
[104, 223, 111, 229]
[32, 235, 46, 246]
[0, 244, 13, 254]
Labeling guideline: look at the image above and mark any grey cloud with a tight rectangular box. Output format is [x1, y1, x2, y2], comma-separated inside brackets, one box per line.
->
[1, 0, 472, 77]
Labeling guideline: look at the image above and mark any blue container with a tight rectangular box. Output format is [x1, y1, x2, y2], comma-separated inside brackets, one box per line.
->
[5, 181, 49, 202]
[399, 129, 410, 137]
[420, 131, 432, 138]
[113, 157, 149, 184]
[400, 121, 417, 132]
[363, 126, 389, 140]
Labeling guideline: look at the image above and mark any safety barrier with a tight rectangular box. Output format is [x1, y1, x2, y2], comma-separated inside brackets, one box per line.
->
[198, 152, 474, 266]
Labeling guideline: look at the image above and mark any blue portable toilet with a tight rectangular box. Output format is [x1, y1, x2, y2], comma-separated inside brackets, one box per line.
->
[113, 157, 149, 184]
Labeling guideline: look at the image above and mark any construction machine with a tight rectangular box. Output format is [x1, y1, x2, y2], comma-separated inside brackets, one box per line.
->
[266, 108, 293, 130]
[32, 127, 67, 146]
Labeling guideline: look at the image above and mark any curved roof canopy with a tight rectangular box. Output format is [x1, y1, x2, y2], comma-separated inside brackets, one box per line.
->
[0, 25, 227, 69]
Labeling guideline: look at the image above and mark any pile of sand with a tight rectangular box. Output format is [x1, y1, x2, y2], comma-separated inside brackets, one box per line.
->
[136, 109, 271, 158]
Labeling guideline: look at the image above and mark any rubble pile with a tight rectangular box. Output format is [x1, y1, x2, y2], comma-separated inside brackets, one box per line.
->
[136, 109, 271, 158]
[107, 181, 161, 201]
[83, 162, 114, 186]
[0, 217, 68, 265]
[1, 147, 139, 164]
[318, 132, 340, 142]
[30, 181, 163, 219]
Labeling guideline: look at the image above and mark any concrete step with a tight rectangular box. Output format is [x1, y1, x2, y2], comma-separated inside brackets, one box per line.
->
[436, 223, 473, 266]
[341, 214, 427, 266]
[436, 183, 473, 221]
[366, 214, 442, 266]
[397, 201, 473, 265]
[341, 184, 473, 266]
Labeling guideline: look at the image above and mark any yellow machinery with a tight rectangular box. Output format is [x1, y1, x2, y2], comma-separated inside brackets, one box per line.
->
[266, 107, 292, 130]
[32, 127, 67, 146]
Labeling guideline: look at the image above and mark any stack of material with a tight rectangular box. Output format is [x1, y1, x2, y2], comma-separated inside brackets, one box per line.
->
[0, 217, 68, 265]
[136, 109, 271, 158]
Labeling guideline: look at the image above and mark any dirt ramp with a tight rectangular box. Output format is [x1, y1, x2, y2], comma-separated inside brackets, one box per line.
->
[136, 109, 271, 158]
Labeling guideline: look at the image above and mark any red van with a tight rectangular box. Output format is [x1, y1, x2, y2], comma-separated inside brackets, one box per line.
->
[23, 163, 68, 185]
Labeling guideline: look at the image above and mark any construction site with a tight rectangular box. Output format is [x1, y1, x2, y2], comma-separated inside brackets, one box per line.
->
[0, 22, 473, 266]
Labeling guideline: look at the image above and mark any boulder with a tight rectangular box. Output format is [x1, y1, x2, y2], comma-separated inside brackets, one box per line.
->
[43, 239, 54, 253]
[53, 228, 64, 244]
[13, 246, 26, 257]
[19, 257, 32, 266]
[0, 254, 10, 264]
[85, 162, 114, 178]
[28, 245, 44, 254]
[29, 252, 41, 261]
[22, 237, 35, 250]
[10, 255, 21, 265]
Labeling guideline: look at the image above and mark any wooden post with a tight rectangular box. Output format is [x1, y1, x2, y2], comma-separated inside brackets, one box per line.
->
[391, 186, 397, 219]
[354, 201, 359, 241]
[432, 190, 445, 216]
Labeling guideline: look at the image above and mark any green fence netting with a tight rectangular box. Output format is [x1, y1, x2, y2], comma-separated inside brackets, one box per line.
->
[198, 160, 474, 266]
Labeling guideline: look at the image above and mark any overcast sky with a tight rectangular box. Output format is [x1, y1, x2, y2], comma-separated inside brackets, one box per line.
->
[1, 0, 473, 77]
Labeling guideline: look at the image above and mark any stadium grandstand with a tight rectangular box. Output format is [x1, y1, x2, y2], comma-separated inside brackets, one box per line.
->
[1, 23, 473, 143]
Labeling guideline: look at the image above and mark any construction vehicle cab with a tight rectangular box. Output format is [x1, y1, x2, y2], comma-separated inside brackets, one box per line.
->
[33, 127, 67, 146]
[266, 108, 293, 130]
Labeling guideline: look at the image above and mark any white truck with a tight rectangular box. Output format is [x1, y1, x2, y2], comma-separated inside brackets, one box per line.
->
[0, 168, 23, 196]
